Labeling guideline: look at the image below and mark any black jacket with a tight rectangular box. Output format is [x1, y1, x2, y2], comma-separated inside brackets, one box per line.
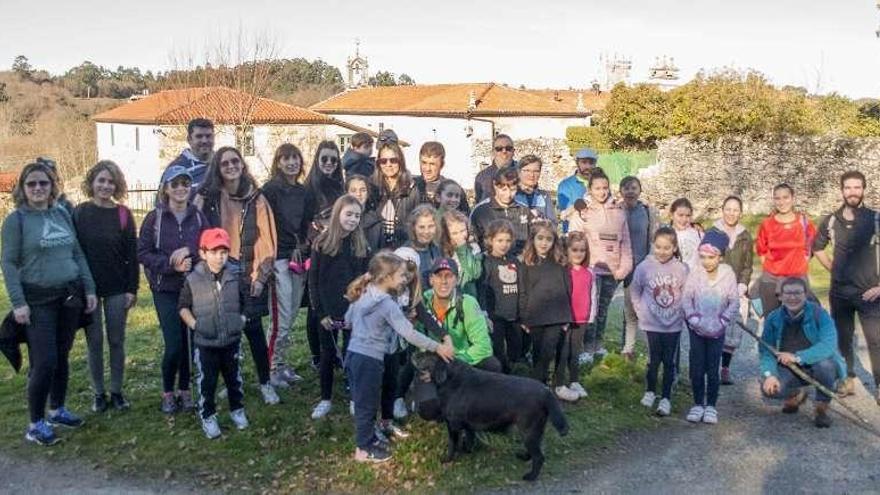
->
[518, 257, 572, 327]
[478, 254, 520, 322]
[814, 206, 880, 299]
[262, 177, 313, 259]
[414, 175, 470, 214]
[374, 181, 422, 250]
[470, 198, 532, 257]
[308, 236, 369, 320]
[342, 149, 375, 178]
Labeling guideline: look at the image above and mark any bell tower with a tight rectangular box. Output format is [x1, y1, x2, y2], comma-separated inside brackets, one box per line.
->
[347, 39, 370, 89]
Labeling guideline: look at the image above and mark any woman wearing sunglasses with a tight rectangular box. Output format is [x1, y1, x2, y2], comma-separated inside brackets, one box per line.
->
[138, 165, 209, 415]
[194, 147, 280, 406]
[2, 161, 97, 445]
[371, 140, 422, 250]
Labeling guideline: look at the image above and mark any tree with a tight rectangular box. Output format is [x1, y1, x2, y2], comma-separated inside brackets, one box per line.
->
[12, 55, 33, 80]
[397, 73, 416, 85]
[0, 82, 8, 103]
[600, 83, 671, 149]
[61, 61, 106, 98]
[369, 71, 397, 87]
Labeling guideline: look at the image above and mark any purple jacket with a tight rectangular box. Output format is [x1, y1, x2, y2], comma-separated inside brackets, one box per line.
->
[137, 204, 208, 293]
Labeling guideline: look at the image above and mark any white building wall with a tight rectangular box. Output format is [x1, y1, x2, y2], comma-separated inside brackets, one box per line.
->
[490, 116, 591, 141]
[327, 114, 494, 189]
[95, 122, 161, 189]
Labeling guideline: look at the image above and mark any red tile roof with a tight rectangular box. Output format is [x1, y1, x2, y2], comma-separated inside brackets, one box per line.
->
[523, 89, 610, 113]
[93, 87, 339, 125]
[311, 83, 595, 117]
[0, 171, 18, 193]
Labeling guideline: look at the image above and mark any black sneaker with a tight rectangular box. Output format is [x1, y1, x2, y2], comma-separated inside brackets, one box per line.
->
[110, 393, 130, 411]
[354, 441, 392, 463]
[92, 394, 109, 413]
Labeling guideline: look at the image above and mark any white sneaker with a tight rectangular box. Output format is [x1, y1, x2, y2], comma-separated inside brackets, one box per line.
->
[393, 398, 408, 419]
[569, 382, 589, 398]
[578, 352, 594, 365]
[260, 383, 280, 405]
[349, 400, 355, 416]
[230, 408, 249, 430]
[656, 398, 671, 416]
[702, 406, 718, 424]
[686, 405, 705, 423]
[311, 400, 332, 419]
[555, 385, 579, 402]
[201, 414, 221, 439]
[640, 391, 656, 408]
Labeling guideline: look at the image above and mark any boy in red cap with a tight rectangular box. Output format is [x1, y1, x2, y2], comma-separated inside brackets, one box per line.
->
[179, 228, 248, 439]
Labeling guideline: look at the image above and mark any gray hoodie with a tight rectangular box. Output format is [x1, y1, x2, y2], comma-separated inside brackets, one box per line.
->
[345, 284, 440, 361]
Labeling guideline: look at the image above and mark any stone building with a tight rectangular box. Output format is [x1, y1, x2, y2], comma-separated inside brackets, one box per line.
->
[92, 87, 376, 189]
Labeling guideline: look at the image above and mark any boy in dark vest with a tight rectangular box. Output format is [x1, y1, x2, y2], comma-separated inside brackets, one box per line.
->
[179, 228, 248, 439]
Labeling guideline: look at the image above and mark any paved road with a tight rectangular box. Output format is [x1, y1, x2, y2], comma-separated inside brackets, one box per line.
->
[512, 331, 880, 494]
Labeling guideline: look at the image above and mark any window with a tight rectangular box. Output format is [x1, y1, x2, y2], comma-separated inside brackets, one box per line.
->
[378, 122, 384, 133]
[110, 124, 115, 146]
[135, 127, 140, 151]
[338, 134, 353, 153]
[237, 126, 255, 156]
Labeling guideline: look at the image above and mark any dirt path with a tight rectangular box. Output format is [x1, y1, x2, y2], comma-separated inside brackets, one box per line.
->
[507, 332, 880, 494]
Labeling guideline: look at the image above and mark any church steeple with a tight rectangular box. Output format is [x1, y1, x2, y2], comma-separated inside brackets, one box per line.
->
[347, 39, 370, 89]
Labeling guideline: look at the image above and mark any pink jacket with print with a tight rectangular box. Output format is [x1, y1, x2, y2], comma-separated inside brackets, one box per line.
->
[568, 199, 633, 279]
[682, 263, 740, 339]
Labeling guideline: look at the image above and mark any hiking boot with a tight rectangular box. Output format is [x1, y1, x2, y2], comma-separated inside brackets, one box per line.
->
[720, 367, 733, 385]
[25, 420, 59, 446]
[837, 377, 856, 397]
[230, 408, 249, 430]
[782, 389, 808, 414]
[261, 383, 280, 405]
[92, 393, 109, 413]
[656, 398, 671, 416]
[47, 407, 84, 428]
[110, 393, 130, 411]
[270, 371, 291, 389]
[686, 405, 705, 423]
[179, 391, 195, 412]
[354, 442, 392, 463]
[393, 398, 408, 419]
[555, 385, 580, 402]
[702, 406, 719, 425]
[640, 391, 656, 408]
[311, 400, 332, 419]
[814, 403, 832, 428]
[201, 414, 221, 439]
[569, 382, 589, 398]
[161, 393, 177, 415]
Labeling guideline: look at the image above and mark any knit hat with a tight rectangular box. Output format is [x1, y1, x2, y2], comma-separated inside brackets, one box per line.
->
[699, 228, 730, 256]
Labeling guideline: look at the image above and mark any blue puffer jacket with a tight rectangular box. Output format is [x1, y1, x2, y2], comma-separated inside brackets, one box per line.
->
[137, 204, 208, 293]
[759, 301, 847, 380]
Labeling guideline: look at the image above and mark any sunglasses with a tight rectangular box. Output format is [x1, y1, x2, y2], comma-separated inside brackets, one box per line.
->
[25, 180, 50, 189]
[220, 157, 241, 168]
[170, 178, 192, 189]
[378, 157, 400, 165]
[494, 146, 514, 152]
[320, 156, 339, 165]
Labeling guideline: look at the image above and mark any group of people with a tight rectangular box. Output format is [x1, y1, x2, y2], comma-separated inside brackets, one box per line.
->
[2, 118, 879, 465]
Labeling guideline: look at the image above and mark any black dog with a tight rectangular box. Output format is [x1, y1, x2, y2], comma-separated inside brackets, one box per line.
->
[412, 353, 568, 481]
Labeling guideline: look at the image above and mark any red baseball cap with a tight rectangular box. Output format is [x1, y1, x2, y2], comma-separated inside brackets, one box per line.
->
[200, 228, 231, 250]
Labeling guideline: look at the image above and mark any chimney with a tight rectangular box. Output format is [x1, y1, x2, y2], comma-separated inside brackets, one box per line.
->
[468, 90, 477, 111]
[576, 93, 586, 113]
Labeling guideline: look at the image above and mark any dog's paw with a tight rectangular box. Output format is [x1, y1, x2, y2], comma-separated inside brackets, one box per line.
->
[522, 471, 539, 482]
[515, 451, 531, 461]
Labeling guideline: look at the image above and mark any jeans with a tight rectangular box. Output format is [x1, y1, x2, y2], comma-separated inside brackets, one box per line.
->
[688, 330, 724, 407]
[586, 275, 619, 352]
[25, 298, 78, 423]
[770, 358, 838, 403]
[530, 324, 562, 384]
[490, 318, 522, 373]
[346, 351, 384, 449]
[830, 293, 880, 384]
[194, 342, 244, 419]
[152, 291, 190, 393]
[84, 293, 128, 395]
[382, 353, 401, 420]
[646, 331, 681, 400]
[319, 325, 350, 400]
[269, 259, 306, 370]
[555, 323, 587, 387]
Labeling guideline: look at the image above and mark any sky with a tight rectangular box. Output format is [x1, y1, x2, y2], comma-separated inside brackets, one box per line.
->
[2, 0, 880, 98]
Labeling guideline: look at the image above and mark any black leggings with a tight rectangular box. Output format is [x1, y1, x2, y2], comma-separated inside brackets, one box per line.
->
[318, 325, 350, 400]
[491, 319, 522, 373]
[530, 324, 563, 384]
[646, 331, 681, 400]
[243, 316, 271, 386]
[25, 298, 78, 423]
[153, 291, 190, 393]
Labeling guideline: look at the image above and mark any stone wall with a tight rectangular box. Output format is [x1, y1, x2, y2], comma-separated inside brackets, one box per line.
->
[473, 137, 575, 192]
[642, 135, 880, 218]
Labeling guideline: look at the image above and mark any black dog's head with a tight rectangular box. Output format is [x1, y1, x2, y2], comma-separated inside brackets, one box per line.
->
[412, 352, 450, 385]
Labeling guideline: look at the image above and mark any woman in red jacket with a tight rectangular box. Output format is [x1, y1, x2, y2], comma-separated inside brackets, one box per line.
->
[754, 183, 816, 316]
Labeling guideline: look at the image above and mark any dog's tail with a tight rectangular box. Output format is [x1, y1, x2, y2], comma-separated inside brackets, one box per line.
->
[546, 392, 569, 436]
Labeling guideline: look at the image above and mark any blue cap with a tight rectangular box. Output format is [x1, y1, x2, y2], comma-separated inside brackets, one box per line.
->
[430, 257, 459, 277]
[161, 165, 193, 186]
[575, 148, 598, 161]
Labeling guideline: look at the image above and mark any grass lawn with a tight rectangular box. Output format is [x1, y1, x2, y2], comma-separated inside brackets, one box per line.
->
[0, 214, 833, 493]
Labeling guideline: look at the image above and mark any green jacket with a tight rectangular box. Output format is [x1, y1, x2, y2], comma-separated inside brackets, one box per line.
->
[454, 244, 483, 299]
[759, 301, 846, 380]
[422, 289, 493, 365]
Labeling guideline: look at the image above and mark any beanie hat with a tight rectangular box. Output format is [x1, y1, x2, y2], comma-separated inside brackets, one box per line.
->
[699, 228, 730, 256]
